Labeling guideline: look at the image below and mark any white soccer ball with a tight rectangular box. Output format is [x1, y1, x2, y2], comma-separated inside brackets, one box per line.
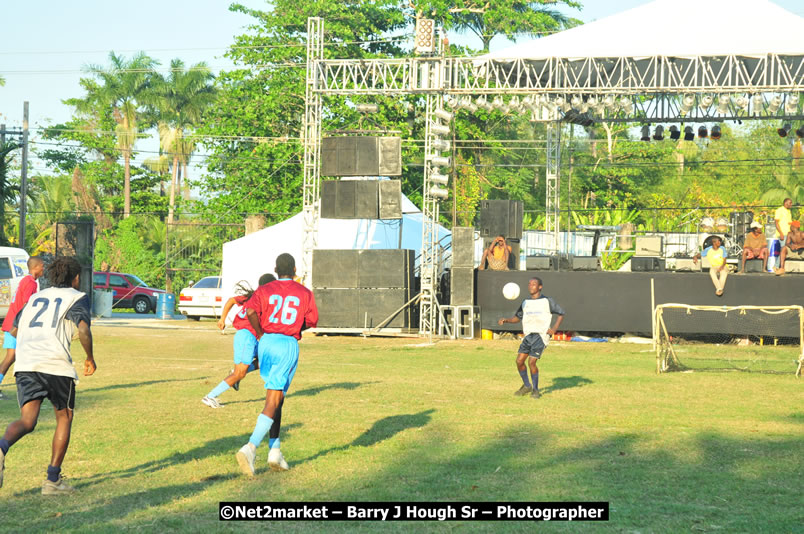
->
[502, 282, 520, 300]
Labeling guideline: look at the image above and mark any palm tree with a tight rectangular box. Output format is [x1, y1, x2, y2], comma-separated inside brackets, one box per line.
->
[68, 52, 157, 218]
[150, 59, 216, 224]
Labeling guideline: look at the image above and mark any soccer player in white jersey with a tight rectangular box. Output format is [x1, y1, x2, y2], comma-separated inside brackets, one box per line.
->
[0, 257, 96, 495]
[498, 277, 565, 399]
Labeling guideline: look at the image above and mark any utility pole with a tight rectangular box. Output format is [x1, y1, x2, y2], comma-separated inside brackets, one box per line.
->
[19, 102, 29, 249]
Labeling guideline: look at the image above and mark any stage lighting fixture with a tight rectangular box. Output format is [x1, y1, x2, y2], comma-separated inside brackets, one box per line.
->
[492, 96, 505, 110]
[443, 95, 458, 109]
[785, 94, 800, 114]
[653, 125, 665, 141]
[711, 125, 722, 139]
[669, 126, 681, 140]
[767, 95, 782, 114]
[434, 108, 453, 122]
[356, 103, 379, 113]
[476, 96, 493, 111]
[557, 98, 572, 113]
[684, 126, 695, 141]
[735, 95, 749, 112]
[698, 125, 708, 139]
[431, 122, 450, 136]
[429, 185, 448, 199]
[429, 155, 451, 167]
[796, 125, 804, 138]
[508, 96, 521, 112]
[570, 95, 582, 108]
[579, 103, 590, 113]
[778, 123, 792, 137]
[431, 139, 450, 152]
[752, 93, 764, 113]
[619, 97, 634, 114]
[699, 95, 714, 110]
[603, 95, 617, 112]
[460, 97, 478, 113]
[717, 94, 730, 114]
[521, 95, 535, 109]
[430, 173, 449, 185]
[680, 94, 695, 113]
[641, 125, 651, 142]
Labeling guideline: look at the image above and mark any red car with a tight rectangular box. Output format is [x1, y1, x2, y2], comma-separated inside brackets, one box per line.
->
[93, 271, 167, 314]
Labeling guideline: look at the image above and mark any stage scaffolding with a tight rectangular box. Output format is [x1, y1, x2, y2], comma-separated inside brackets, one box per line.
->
[301, 17, 804, 336]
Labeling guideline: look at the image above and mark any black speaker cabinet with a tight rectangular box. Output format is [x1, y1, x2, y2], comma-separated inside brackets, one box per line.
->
[631, 256, 665, 272]
[730, 211, 753, 238]
[526, 256, 552, 271]
[357, 249, 414, 289]
[744, 259, 764, 273]
[479, 199, 523, 239]
[312, 250, 358, 288]
[378, 180, 402, 219]
[314, 288, 360, 327]
[335, 180, 356, 219]
[451, 227, 475, 268]
[571, 256, 600, 271]
[359, 288, 411, 328]
[320, 180, 338, 219]
[355, 180, 379, 219]
[450, 267, 475, 306]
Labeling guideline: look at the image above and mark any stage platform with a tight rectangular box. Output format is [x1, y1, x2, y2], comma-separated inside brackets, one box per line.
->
[478, 271, 804, 336]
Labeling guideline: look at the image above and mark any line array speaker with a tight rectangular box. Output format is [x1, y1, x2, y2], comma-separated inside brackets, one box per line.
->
[451, 227, 474, 268]
[450, 267, 475, 306]
[378, 180, 402, 219]
[479, 199, 523, 239]
[321, 180, 402, 220]
[321, 136, 402, 177]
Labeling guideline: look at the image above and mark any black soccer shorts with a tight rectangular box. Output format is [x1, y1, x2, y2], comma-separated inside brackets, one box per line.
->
[15, 371, 76, 411]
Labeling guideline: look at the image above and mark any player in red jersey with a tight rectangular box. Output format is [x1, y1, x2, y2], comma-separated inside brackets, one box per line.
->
[235, 253, 318, 475]
[0, 257, 45, 400]
[201, 273, 276, 408]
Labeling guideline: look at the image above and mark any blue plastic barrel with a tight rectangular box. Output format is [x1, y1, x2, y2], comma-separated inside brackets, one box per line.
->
[156, 293, 175, 319]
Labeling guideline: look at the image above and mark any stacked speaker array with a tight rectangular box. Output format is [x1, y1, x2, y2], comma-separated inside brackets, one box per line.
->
[313, 249, 414, 328]
[450, 227, 475, 305]
[320, 180, 402, 220]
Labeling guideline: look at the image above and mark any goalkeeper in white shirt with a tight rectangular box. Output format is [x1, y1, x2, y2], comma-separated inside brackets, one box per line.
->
[0, 257, 95, 495]
[498, 277, 565, 399]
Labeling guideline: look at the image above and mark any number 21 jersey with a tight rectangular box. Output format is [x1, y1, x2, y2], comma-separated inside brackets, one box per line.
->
[245, 279, 318, 340]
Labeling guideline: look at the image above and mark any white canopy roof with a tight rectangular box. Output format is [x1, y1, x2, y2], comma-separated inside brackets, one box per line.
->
[483, 0, 804, 60]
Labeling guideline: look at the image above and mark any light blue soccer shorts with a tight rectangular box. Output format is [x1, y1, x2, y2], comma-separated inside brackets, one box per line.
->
[257, 333, 299, 393]
[232, 329, 258, 366]
[2, 332, 16, 350]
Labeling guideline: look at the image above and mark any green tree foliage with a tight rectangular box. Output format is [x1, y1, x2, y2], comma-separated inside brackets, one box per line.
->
[0, 142, 21, 246]
[94, 216, 166, 287]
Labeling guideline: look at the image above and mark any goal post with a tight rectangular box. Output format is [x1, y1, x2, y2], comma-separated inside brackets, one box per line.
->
[653, 304, 804, 376]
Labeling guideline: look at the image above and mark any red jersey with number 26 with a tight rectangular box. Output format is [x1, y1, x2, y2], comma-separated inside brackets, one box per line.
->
[245, 279, 318, 340]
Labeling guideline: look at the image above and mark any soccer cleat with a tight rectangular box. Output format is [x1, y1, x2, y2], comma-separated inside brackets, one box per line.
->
[41, 475, 75, 495]
[268, 449, 289, 472]
[236, 443, 257, 476]
[514, 385, 533, 396]
[0, 448, 5, 489]
[202, 396, 224, 409]
[530, 389, 542, 399]
[231, 369, 240, 392]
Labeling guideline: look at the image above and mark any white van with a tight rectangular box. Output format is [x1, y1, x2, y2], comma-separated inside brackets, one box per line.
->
[0, 247, 31, 319]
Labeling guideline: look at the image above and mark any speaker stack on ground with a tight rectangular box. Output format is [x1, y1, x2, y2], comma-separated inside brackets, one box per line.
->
[450, 227, 475, 305]
[313, 249, 414, 328]
[631, 236, 665, 272]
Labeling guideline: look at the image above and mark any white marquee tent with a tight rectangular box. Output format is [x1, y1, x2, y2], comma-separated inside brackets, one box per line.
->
[482, 0, 804, 60]
[220, 192, 450, 301]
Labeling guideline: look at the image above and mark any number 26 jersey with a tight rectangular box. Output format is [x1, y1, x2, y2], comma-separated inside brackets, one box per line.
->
[245, 279, 318, 340]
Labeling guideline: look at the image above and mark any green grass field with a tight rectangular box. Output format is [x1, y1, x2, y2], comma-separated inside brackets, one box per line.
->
[0, 323, 801, 533]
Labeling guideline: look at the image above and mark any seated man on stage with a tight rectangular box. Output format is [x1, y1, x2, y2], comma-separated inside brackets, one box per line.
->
[740, 221, 769, 274]
[478, 235, 512, 271]
[775, 220, 804, 275]
[693, 236, 728, 296]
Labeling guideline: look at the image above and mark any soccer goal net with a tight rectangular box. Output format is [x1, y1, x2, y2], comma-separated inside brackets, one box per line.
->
[653, 304, 804, 376]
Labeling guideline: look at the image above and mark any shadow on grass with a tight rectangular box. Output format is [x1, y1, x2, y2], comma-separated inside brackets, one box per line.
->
[292, 381, 373, 397]
[296, 409, 436, 466]
[541, 375, 593, 395]
[86, 377, 204, 393]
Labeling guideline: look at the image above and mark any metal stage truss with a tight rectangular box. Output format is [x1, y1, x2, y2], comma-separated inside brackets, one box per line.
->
[301, 17, 804, 336]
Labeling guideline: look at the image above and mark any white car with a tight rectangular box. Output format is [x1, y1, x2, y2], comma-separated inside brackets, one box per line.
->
[178, 276, 223, 320]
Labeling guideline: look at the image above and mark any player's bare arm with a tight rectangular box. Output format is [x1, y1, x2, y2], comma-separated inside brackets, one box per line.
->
[548, 314, 565, 336]
[78, 320, 96, 376]
[246, 308, 264, 339]
[498, 316, 521, 326]
[217, 297, 239, 330]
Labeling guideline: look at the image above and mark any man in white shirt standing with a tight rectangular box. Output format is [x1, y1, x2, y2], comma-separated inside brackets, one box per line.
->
[0, 257, 96, 495]
[498, 278, 565, 399]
